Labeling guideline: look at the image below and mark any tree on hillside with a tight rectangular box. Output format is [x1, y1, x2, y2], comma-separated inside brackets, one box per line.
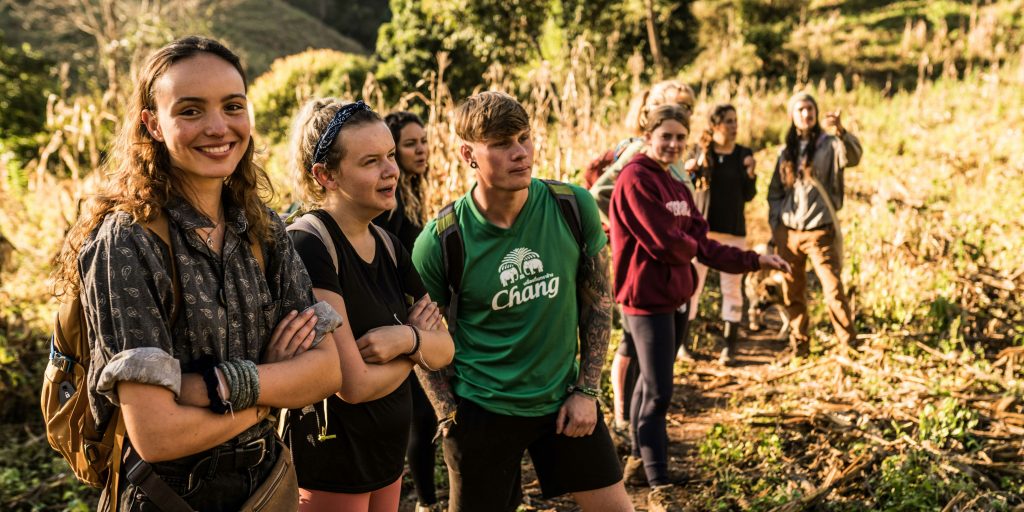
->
[4, 0, 207, 110]
[560, 0, 697, 78]
[375, 0, 490, 101]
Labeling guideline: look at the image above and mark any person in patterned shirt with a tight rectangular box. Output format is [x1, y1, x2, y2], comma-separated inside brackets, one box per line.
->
[54, 36, 342, 510]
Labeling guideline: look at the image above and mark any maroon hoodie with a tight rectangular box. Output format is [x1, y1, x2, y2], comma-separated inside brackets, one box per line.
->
[610, 153, 761, 315]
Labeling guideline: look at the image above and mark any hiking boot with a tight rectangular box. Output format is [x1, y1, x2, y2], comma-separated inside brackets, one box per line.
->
[676, 344, 695, 362]
[623, 455, 647, 487]
[792, 338, 810, 358]
[647, 484, 681, 512]
[718, 321, 739, 366]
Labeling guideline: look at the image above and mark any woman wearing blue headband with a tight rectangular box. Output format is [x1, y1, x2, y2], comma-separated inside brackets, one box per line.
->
[283, 98, 454, 512]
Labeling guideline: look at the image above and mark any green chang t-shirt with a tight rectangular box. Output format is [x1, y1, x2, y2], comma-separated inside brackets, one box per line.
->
[412, 178, 607, 416]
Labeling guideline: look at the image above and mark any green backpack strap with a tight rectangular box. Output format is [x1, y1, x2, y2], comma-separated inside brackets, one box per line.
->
[435, 202, 462, 336]
[541, 179, 585, 253]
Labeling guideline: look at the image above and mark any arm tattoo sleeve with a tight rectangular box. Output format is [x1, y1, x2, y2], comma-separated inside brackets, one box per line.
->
[576, 246, 613, 389]
[414, 364, 458, 419]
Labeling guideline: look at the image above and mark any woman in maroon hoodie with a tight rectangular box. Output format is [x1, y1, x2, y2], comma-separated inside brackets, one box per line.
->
[609, 105, 789, 504]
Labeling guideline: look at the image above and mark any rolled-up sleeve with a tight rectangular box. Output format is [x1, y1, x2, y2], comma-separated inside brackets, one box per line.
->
[96, 347, 181, 404]
[79, 214, 181, 404]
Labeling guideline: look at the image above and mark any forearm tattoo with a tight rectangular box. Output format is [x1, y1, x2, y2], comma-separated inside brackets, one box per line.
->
[414, 365, 457, 418]
[577, 247, 613, 390]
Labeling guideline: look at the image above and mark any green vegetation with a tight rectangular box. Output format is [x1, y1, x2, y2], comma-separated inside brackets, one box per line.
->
[209, 0, 367, 80]
[1, 1, 1023, 509]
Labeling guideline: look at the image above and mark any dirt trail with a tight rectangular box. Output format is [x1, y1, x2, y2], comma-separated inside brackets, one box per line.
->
[400, 327, 792, 512]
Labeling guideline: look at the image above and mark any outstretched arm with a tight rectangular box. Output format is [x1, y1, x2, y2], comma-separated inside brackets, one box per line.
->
[557, 246, 613, 438]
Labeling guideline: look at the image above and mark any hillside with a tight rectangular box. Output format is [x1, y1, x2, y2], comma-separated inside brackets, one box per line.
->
[209, 0, 366, 78]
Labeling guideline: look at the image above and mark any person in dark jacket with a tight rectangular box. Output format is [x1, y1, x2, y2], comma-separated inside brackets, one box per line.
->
[609, 104, 789, 510]
[767, 92, 862, 358]
[683, 104, 758, 365]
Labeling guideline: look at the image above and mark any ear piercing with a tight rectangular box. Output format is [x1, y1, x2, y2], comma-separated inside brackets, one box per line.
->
[470, 161, 479, 169]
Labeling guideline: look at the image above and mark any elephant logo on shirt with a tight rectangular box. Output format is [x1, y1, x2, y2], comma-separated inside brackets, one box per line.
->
[500, 266, 520, 286]
[523, 257, 544, 275]
[498, 247, 542, 285]
[492, 247, 559, 311]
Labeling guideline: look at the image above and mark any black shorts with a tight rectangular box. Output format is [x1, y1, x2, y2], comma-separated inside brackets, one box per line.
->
[443, 399, 622, 512]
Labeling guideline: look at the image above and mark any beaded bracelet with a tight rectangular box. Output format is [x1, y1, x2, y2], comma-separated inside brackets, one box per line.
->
[566, 384, 600, 400]
[242, 359, 260, 405]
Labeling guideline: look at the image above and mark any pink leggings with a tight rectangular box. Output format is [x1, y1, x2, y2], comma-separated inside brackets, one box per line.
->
[298, 476, 402, 512]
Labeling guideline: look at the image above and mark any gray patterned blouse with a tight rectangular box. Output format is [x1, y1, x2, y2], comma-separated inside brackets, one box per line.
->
[79, 198, 316, 432]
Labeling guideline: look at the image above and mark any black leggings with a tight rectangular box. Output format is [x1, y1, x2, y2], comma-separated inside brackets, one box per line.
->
[625, 311, 688, 486]
[407, 377, 439, 505]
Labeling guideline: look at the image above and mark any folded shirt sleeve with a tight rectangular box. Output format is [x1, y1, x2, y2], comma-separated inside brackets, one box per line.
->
[96, 347, 182, 404]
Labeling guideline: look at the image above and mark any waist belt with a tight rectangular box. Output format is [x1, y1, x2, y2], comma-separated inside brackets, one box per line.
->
[185, 437, 270, 491]
[125, 434, 275, 512]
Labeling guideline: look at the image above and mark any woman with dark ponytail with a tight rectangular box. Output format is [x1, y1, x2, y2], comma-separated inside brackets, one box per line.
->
[767, 92, 862, 359]
[683, 104, 757, 365]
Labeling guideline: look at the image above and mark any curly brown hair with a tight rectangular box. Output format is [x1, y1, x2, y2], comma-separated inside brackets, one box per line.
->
[53, 36, 273, 297]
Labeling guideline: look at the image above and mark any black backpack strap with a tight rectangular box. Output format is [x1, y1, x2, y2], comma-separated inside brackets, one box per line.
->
[123, 444, 195, 512]
[435, 202, 462, 336]
[541, 179, 585, 252]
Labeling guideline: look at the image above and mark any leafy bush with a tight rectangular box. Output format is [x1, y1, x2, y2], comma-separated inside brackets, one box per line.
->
[249, 49, 371, 145]
[0, 37, 54, 166]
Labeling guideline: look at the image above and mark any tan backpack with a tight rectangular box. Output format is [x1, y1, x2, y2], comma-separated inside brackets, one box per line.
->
[41, 212, 264, 506]
[41, 214, 180, 494]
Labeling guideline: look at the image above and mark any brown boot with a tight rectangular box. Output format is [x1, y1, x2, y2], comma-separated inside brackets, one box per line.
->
[623, 455, 648, 487]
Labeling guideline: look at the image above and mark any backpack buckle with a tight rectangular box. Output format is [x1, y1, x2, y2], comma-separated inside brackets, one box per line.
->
[51, 353, 75, 374]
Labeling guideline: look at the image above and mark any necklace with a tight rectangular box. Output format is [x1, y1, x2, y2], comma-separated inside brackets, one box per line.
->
[198, 211, 224, 249]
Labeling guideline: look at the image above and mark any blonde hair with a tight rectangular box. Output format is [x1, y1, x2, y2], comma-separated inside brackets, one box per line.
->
[641, 104, 691, 135]
[454, 91, 529, 143]
[288, 98, 382, 205]
[625, 80, 695, 135]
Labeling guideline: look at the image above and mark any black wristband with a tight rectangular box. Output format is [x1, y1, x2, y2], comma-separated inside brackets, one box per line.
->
[404, 325, 421, 356]
[201, 365, 230, 414]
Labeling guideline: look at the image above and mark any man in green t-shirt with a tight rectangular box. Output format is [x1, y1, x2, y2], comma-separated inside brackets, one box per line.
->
[412, 92, 632, 512]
